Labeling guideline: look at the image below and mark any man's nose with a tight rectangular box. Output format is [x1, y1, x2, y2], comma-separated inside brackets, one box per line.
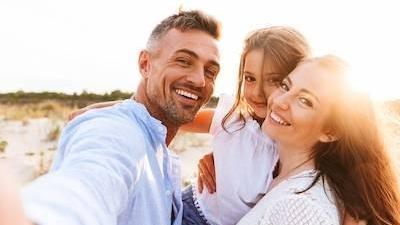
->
[187, 68, 206, 87]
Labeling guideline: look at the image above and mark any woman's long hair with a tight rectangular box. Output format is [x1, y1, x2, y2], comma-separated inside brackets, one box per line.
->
[307, 56, 400, 225]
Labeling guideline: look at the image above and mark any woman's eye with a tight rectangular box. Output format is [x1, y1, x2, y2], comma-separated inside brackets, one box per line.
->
[280, 82, 289, 91]
[299, 97, 313, 107]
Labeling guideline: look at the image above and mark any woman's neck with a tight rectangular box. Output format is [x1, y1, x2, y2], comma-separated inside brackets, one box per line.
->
[276, 142, 315, 179]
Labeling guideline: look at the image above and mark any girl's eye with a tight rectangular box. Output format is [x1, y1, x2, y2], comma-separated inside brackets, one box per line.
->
[267, 78, 282, 86]
[299, 97, 313, 107]
[244, 75, 255, 82]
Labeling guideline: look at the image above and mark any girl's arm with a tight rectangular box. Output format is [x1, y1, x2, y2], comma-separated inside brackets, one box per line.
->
[180, 109, 215, 133]
[68, 100, 123, 121]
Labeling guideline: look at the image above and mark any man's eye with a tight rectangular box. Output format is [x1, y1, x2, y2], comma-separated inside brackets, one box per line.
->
[205, 69, 217, 80]
[177, 58, 191, 66]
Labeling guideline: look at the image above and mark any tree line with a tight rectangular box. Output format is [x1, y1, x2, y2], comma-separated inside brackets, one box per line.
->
[0, 90, 219, 108]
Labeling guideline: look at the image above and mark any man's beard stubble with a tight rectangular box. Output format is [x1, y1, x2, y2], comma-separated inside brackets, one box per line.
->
[147, 90, 198, 126]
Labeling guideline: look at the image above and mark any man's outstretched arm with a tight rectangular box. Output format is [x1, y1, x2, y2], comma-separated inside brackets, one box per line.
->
[21, 117, 143, 225]
[0, 166, 32, 225]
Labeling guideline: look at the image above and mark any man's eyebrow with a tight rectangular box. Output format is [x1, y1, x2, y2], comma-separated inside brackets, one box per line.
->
[175, 49, 199, 59]
[175, 49, 220, 69]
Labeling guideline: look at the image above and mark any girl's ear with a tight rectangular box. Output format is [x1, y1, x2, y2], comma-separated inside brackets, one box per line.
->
[138, 50, 151, 78]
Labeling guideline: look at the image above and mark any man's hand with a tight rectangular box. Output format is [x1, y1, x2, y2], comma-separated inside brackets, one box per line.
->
[0, 166, 33, 225]
[197, 152, 216, 193]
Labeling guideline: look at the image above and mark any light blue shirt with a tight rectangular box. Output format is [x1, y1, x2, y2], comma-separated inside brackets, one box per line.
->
[22, 99, 183, 225]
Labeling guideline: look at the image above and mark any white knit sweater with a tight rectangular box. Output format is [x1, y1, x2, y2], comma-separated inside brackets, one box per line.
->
[237, 170, 342, 225]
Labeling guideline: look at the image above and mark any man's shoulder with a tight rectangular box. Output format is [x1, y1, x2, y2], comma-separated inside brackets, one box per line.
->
[70, 100, 145, 133]
[62, 102, 150, 148]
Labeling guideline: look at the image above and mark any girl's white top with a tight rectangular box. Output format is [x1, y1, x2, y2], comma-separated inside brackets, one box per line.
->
[237, 170, 342, 225]
[193, 94, 278, 225]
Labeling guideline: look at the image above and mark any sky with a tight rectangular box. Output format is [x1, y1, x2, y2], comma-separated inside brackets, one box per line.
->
[0, 0, 399, 100]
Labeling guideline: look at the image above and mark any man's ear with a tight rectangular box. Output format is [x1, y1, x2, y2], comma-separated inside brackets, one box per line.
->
[138, 50, 151, 78]
[319, 130, 338, 143]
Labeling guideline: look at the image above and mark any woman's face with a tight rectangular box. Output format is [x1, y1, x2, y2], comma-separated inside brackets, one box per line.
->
[243, 49, 283, 119]
[262, 61, 337, 149]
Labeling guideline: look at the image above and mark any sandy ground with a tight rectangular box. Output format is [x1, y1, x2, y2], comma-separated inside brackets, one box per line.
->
[0, 118, 211, 186]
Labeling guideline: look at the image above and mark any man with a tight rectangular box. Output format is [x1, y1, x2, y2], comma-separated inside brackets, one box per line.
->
[20, 10, 221, 225]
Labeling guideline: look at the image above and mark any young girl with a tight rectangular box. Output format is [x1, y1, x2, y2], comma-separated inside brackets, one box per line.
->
[70, 26, 311, 225]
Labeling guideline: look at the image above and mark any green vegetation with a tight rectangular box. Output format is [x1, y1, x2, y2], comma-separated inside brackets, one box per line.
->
[0, 90, 219, 108]
[0, 140, 8, 153]
[47, 125, 61, 141]
[0, 90, 132, 108]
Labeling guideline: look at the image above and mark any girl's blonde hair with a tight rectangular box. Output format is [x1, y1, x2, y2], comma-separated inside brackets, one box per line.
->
[222, 26, 310, 130]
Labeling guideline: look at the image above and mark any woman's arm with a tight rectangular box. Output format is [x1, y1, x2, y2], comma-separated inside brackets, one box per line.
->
[179, 109, 215, 133]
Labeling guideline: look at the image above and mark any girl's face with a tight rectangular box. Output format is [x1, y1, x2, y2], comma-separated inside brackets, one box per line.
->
[262, 61, 337, 149]
[243, 49, 283, 120]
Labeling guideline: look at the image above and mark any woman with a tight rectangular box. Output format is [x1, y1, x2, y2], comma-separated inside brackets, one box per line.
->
[237, 55, 400, 225]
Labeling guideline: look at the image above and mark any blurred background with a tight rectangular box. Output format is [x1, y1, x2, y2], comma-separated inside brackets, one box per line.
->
[0, 0, 399, 186]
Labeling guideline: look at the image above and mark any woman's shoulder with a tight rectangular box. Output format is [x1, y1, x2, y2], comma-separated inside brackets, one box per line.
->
[237, 171, 341, 225]
[258, 192, 340, 225]
[264, 173, 341, 225]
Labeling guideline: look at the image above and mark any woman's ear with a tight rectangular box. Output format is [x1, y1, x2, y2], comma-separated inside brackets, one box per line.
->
[319, 130, 338, 143]
[138, 50, 151, 78]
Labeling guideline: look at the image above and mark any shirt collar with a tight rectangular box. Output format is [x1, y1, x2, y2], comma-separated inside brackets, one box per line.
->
[122, 99, 167, 144]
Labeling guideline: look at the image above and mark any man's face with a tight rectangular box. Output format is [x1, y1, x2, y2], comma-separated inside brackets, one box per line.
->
[140, 28, 220, 125]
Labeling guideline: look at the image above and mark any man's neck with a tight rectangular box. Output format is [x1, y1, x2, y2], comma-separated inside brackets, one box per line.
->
[133, 89, 180, 147]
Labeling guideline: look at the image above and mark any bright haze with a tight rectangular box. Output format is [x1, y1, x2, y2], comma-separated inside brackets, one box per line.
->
[0, 0, 399, 100]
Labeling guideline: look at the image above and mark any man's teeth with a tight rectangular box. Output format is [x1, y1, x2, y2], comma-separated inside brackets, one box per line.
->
[176, 89, 199, 100]
[270, 112, 290, 126]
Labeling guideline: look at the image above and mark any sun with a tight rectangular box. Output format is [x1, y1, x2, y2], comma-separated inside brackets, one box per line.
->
[346, 63, 399, 101]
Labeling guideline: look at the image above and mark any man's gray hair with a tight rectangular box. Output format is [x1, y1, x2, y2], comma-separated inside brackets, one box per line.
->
[146, 10, 221, 50]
